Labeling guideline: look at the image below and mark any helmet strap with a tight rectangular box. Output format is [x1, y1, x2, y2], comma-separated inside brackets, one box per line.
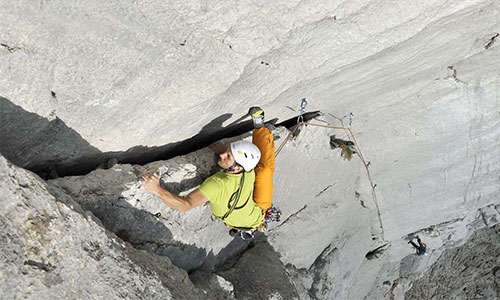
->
[224, 161, 243, 174]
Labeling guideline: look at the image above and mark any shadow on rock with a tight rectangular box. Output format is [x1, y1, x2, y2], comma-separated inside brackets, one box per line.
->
[48, 180, 207, 271]
[47, 169, 256, 273]
[0, 97, 255, 179]
[0, 97, 102, 179]
[1, 97, 318, 179]
[49, 175, 292, 297]
[213, 234, 300, 300]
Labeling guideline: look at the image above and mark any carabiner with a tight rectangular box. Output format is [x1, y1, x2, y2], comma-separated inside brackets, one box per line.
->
[297, 98, 308, 124]
[300, 98, 308, 114]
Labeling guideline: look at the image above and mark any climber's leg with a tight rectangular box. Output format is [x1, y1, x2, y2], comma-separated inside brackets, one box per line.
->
[252, 127, 275, 211]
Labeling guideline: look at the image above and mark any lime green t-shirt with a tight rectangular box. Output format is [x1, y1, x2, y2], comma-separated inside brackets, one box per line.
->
[199, 171, 263, 228]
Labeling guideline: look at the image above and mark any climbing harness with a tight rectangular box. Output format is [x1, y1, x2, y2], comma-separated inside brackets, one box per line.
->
[226, 224, 259, 240]
[226, 206, 281, 240]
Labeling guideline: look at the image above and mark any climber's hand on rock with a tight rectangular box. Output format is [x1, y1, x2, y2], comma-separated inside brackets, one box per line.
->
[140, 173, 161, 194]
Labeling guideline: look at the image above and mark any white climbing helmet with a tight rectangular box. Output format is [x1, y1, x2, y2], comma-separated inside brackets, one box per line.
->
[230, 141, 261, 172]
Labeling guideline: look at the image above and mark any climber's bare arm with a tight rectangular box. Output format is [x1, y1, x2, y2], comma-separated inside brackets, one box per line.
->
[140, 173, 208, 212]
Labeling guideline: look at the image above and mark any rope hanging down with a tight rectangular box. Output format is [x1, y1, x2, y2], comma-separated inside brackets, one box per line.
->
[275, 99, 308, 157]
[305, 122, 384, 240]
[274, 102, 385, 240]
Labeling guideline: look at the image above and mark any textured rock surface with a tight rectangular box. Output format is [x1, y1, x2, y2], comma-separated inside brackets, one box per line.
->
[0, 97, 102, 178]
[43, 124, 384, 299]
[43, 128, 299, 299]
[1, 0, 500, 299]
[218, 236, 299, 300]
[0, 155, 205, 300]
[2, 0, 496, 160]
[405, 224, 500, 299]
[190, 271, 237, 300]
[46, 134, 251, 272]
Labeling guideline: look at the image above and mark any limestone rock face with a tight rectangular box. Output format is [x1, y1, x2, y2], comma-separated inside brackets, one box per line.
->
[42, 129, 301, 299]
[1, 0, 500, 299]
[218, 237, 299, 300]
[46, 141, 240, 273]
[406, 224, 500, 299]
[0, 155, 205, 300]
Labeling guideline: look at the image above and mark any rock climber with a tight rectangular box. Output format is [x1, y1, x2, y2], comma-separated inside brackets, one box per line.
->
[140, 107, 278, 239]
[408, 236, 427, 256]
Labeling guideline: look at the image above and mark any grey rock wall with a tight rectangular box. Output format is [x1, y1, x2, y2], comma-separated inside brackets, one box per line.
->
[0, 155, 205, 300]
[218, 236, 299, 300]
[43, 128, 298, 299]
[0, 97, 102, 178]
[46, 141, 234, 272]
[405, 224, 500, 300]
[2, 0, 500, 299]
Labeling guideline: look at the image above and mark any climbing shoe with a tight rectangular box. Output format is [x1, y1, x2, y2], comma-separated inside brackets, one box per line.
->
[248, 106, 265, 129]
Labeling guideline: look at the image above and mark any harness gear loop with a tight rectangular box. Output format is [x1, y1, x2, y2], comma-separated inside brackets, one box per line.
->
[264, 206, 281, 224]
[226, 205, 282, 240]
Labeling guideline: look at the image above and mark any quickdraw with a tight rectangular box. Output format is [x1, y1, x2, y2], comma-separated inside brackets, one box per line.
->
[297, 98, 308, 124]
[264, 206, 281, 224]
[276, 99, 308, 157]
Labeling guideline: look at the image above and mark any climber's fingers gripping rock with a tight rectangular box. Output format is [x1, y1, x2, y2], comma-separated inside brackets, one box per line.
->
[140, 173, 161, 193]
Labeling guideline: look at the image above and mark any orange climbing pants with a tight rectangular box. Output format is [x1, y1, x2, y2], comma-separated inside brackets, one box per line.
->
[252, 127, 275, 211]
